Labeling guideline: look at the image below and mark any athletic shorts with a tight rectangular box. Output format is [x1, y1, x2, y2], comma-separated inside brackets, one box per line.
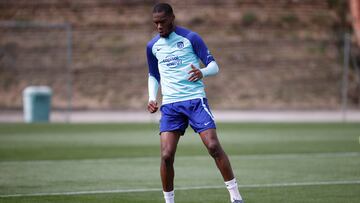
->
[159, 98, 216, 135]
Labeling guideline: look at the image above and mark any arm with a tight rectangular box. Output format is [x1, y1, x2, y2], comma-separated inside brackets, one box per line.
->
[187, 32, 219, 82]
[200, 61, 219, 77]
[148, 75, 159, 102]
[188, 61, 219, 82]
[146, 42, 160, 113]
[147, 75, 159, 113]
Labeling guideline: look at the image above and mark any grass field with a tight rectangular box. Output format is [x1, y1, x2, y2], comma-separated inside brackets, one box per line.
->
[0, 123, 359, 203]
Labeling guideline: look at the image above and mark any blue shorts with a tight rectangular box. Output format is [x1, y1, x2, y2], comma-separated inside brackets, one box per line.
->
[159, 98, 216, 135]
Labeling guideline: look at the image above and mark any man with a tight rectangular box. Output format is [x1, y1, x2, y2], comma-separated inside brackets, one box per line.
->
[146, 3, 244, 203]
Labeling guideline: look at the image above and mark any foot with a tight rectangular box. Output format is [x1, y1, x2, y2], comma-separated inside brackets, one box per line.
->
[232, 200, 243, 203]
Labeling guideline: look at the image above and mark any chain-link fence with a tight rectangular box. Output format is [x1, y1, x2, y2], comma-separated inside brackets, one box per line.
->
[0, 0, 359, 114]
[1, 21, 352, 111]
[0, 21, 72, 121]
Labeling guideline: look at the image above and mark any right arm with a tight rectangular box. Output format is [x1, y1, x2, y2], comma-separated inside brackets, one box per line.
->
[148, 75, 159, 113]
[146, 43, 160, 113]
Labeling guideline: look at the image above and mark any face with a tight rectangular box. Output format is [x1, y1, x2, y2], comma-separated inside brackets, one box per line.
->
[152, 11, 174, 38]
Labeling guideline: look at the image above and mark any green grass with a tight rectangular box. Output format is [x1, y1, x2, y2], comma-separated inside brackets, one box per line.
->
[2, 185, 360, 203]
[0, 123, 359, 202]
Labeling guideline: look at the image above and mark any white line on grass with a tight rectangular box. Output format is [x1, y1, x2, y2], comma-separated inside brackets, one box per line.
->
[1, 151, 359, 164]
[1, 180, 360, 198]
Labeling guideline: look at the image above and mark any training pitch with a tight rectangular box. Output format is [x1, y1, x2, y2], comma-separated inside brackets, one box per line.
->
[0, 123, 359, 203]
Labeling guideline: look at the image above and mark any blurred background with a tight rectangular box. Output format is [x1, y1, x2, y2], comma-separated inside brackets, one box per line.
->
[0, 2, 360, 202]
[0, 0, 359, 122]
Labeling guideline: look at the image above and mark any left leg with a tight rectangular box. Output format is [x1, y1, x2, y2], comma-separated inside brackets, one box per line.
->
[199, 128, 243, 203]
[188, 98, 243, 202]
[199, 128, 234, 181]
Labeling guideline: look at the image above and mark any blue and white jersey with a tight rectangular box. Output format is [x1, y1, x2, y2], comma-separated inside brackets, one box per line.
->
[147, 26, 215, 104]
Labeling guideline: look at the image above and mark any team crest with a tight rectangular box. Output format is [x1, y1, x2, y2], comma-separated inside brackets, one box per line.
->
[177, 41, 184, 49]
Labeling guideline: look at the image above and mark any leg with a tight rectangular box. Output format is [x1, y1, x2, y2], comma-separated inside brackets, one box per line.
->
[199, 128, 234, 181]
[160, 131, 181, 192]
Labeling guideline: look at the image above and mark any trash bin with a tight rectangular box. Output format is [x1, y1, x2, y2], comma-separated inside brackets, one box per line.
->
[23, 86, 52, 123]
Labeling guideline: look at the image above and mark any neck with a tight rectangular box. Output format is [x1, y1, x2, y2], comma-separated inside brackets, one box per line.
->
[162, 24, 176, 38]
[170, 23, 176, 32]
[167, 24, 176, 36]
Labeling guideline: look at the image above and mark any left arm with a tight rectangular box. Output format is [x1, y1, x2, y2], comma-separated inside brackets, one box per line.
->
[187, 32, 219, 82]
[188, 61, 219, 82]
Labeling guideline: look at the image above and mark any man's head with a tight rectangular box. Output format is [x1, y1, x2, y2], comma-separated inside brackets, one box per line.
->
[152, 3, 175, 38]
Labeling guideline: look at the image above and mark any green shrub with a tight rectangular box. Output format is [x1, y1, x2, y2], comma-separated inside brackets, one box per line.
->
[242, 11, 258, 26]
[281, 13, 299, 25]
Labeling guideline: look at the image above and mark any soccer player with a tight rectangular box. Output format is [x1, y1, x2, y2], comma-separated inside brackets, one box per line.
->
[146, 3, 244, 203]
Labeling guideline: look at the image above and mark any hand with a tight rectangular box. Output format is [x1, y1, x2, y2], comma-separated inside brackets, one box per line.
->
[147, 100, 158, 113]
[188, 64, 203, 82]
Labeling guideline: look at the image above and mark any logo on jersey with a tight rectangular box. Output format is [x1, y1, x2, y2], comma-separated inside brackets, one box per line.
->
[160, 55, 182, 68]
[177, 41, 184, 49]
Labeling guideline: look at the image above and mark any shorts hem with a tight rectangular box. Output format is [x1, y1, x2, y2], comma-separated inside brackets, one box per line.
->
[159, 129, 186, 136]
[195, 126, 217, 134]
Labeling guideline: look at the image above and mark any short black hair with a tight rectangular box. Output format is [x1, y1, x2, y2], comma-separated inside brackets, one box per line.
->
[153, 3, 174, 16]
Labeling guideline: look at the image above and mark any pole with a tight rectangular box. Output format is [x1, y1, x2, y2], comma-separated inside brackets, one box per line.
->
[66, 23, 73, 123]
[342, 33, 350, 122]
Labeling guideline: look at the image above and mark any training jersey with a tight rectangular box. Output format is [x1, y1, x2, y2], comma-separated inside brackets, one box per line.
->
[146, 26, 215, 104]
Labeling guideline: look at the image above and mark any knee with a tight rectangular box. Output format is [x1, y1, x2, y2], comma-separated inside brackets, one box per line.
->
[161, 150, 175, 165]
[207, 143, 222, 158]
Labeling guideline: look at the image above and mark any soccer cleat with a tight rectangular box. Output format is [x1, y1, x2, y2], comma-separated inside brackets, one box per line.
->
[232, 200, 243, 203]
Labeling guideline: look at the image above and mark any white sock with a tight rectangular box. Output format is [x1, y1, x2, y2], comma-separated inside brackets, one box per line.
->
[163, 190, 175, 203]
[225, 178, 242, 202]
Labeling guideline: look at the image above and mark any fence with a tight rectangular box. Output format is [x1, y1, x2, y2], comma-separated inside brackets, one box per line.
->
[0, 20, 359, 117]
[0, 21, 72, 122]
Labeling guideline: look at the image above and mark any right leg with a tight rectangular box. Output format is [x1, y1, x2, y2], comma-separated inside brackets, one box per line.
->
[160, 131, 181, 192]
[159, 102, 188, 203]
